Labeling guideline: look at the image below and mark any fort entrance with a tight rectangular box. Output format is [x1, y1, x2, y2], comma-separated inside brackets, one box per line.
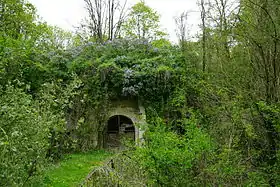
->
[103, 99, 146, 148]
[106, 115, 135, 147]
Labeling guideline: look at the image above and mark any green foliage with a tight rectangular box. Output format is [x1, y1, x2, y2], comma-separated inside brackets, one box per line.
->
[1, 0, 280, 185]
[257, 101, 280, 133]
[0, 84, 64, 186]
[0, 0, 80, 185]
[134, 115, 212, 186]
[38, 76, 85, 159]
[123, 1, 167, 40]
[0, 0, 36, 39]
[80, 152, 147, 187]
[32, 151, 112, 187]
[151, 38, 172, 48]
[0, 0, 74, 93]
[67, 38, 184, 106]
[63, 38, 188, 151]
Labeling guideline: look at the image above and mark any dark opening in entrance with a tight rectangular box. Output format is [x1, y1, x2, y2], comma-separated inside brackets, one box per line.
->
[106, 115, 135, 148]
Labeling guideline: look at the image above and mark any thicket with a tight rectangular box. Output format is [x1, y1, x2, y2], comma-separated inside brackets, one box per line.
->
[0, 0, 279, 186]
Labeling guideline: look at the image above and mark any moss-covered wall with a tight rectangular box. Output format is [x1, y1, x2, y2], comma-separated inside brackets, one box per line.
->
[66, 98, 146, 149]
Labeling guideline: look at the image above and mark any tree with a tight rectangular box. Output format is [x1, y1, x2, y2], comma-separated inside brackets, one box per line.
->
[199, 0, 207, 72]
[123, 1, 166, 40]
[197, 0, 239, 73]
[238, 0, 280, 103]
[0, 0, 39, 86]
[174, 12, 200, 69]
[79, 0, 128, 42]
[236, 2, 280, 183]
[175, 11, 189, 46]
[0, 0, 37, 39]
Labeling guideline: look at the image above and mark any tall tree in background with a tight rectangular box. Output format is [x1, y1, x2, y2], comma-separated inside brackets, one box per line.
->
[211, 0, 232, 60]
[123, 1, 166, 40]
[0, 0, 37, 39]
[238, 0, 280, 103]
[199, 0, 207, 72]
[0, 0, 38, 86]
[197, 0, 240, 74]
[79, 0, 128, 42]
[175, 12, 200, 69]
[0, 0, 76, 91]
[175, 12, 188, 45]
[237, 1, 280, 178]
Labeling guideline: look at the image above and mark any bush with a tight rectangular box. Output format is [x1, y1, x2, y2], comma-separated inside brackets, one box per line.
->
[134, 116, 212, 186]
[0, 84, 63, 186]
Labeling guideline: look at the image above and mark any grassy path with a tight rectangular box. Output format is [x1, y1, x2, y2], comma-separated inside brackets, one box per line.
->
[39, 150, 112, 187]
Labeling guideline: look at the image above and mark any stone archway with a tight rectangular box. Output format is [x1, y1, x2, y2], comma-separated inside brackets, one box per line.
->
[100, 99, 146, 148]
[105, 115, 135, 148]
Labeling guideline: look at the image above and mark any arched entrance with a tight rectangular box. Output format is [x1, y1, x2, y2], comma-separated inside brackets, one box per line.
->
[105, 115, 135, 148]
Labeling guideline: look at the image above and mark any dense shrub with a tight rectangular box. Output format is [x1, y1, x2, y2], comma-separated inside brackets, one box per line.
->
[0, 84, 64, 186]
[134, 116, 212, 186]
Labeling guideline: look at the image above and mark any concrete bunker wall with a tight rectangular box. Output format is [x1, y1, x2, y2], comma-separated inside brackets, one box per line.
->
[66, 98, 146, 149]
[104, 100, 146, 147]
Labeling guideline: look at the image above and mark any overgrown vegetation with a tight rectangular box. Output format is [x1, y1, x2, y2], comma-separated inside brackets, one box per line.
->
[0, 0, 279, 186]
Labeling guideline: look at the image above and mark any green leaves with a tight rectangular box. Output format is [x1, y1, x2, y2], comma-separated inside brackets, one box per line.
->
[0, 0, 36, 40]
[0, 84, 64, 186]
[134, 116, 212, 186]
[123, 1, 167, 40]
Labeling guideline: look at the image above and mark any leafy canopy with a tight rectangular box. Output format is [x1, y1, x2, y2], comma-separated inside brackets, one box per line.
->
[123, 1, 167, 40]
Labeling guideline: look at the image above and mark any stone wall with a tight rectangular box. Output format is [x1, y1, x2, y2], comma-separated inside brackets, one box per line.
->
[105, 99, 146, 144]
[66, 98, 146, 149]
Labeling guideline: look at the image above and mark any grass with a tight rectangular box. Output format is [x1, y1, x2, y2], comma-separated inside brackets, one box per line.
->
[37, 150, 112, 187]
